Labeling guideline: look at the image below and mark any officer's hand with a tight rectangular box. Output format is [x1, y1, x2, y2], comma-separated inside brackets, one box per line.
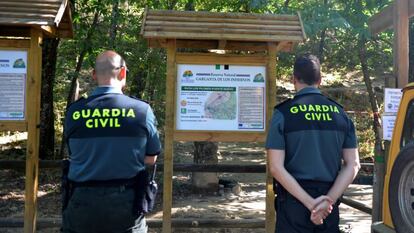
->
[310, 199, 333, 225]
[311, 195, 333, 210]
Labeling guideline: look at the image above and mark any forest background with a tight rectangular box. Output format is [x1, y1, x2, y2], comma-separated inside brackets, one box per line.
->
[21, 0, 414, 163]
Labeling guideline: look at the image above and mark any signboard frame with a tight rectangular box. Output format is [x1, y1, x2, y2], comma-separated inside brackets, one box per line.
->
[0, 49, 28, 121]
[0, 40, 30, 132]
[173, 53, 270, 142]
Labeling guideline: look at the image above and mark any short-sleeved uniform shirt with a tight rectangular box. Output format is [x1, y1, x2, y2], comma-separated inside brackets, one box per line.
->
[266, 87, 357, 182]
[64, 86, 161, 182]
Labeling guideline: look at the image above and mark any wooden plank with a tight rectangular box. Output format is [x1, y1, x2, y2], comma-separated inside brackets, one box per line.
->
[0, 39, 30, 48]
[139, 7, 148, 36]
[54, 0, 67, 26]
[162, 39, 176, 233]
[0, 12, 56, 19]
[144, 27, 302, 36]
[217, 40, 226, 50]
[394, 0, 409, 88]
[0, 217, 266, 229]
[145, 15, 301, 26]
[368, 1, 414, 35]
[0, 6, 58, 14]
[40, 25, 57, 37]
[174, 131, 266, 142]
[0, 121, 27, 132]
[340, 196, 372, 214]
[23, 28, 42, 233]
[0, 2, 59, 9]
[265, 42, 277, 233]
[0, 18, 52, 25]
[297, 11, 307, 40]
[176, 53, 268, 65]
[368, 4, 394, 35]
[145, 20, 302, 31]
[148, 39, 269, 51]
[144, 31, 304, 42]
[148, 10, 299, 21]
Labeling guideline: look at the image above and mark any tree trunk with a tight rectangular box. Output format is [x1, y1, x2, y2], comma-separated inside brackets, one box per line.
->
[358, 37, 383, 221]
[317, 0, 328, 63]
[192, 141, 219, 193]
[108, 0, 119, 49]
[39, 38, 59, 159]
[59, 11, 100, 158]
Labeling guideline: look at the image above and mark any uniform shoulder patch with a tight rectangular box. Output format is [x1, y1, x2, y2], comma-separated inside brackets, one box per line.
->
[326, 97, 343, 109]
[274, 98, 292, 109]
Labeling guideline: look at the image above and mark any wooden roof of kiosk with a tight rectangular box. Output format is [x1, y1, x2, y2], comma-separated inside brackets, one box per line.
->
[141, 9, 306, 233]
[0, 0, 73, 38]
[141, 9, 306, 51]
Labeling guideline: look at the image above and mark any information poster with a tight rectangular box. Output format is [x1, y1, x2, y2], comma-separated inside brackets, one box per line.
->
[382, 114, 396, 141]
[384, 88, 402, 113]
[176, 64, 266, 131]
[0, 50, 27, 120]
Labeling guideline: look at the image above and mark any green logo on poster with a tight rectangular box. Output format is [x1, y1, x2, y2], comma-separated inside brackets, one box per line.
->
[182, 70, 193, 77]
[13, 59, 26, 68]
[253, 73, 264, 82]
[181, 108, 187, 114]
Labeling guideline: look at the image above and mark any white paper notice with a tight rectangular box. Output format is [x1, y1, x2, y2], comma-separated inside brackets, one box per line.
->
[176, 64, 266, 131]
[384, 88, 402, 113]
[0, 50, 27, 120]
[382, 114, 396, 141]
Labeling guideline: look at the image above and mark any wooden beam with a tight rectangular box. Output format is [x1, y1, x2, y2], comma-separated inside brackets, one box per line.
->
[173, 131, 266, 142]
[0, 218, 266, 229]
[54, 0, 68, 26]
[368, 1, 414, 35]
[148, 39, 269, 51]
[0, 27, 31, 38]
[0, 121, 27, 131]
[175, 53, 268, 65]
[23, 28, 42, 233]
[265, 42, 277, 233]
[162, 39, 176, 233]
[394, 0, 409, 88]
[217, 40, 227, 50]
[40, 25, 57, 37]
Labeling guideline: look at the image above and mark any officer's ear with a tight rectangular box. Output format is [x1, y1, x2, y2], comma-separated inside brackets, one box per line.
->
[92, 69, 97, 81]
[118, 66, 127, 80]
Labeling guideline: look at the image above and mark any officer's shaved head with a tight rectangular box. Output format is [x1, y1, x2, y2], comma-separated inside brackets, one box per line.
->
[94, 50, 126, 79]
[293, 54, 321, 85]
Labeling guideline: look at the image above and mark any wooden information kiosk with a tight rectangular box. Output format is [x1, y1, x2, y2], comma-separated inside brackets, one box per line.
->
[0, 1, 73, 232]
[141, 9, 305, 233]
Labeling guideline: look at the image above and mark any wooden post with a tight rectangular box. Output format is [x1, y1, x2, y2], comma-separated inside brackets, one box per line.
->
[265, 42, 277, 233]
[162, 39, 176, 233]
[394, 0, 409, 88]
[23, 28, 42, 233]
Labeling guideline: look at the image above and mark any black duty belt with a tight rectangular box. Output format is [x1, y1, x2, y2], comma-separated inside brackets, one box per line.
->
[71, 177, 136, 188]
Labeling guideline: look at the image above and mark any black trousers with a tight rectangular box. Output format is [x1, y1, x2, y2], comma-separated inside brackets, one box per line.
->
[275, 181, 340, 233]
[62, 186, 147, 233]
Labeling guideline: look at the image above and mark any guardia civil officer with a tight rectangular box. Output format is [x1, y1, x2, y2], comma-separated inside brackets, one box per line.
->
[62, 51, 161, 233]
[266, 54, 360, 233]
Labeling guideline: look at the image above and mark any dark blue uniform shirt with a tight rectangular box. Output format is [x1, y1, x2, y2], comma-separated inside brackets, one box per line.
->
[64, 86, 161, 182]
[266, 87, 357, 182]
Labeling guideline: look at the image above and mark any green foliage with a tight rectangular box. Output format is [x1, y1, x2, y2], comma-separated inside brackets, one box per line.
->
[53, 0, 399, 160]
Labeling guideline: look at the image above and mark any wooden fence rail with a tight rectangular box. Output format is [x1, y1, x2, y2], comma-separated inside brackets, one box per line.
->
[0, 218, 265, 229]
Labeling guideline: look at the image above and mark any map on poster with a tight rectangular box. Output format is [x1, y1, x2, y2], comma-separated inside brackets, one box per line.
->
[0, 50, 27, 120]
[176, 64, 266, 131]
